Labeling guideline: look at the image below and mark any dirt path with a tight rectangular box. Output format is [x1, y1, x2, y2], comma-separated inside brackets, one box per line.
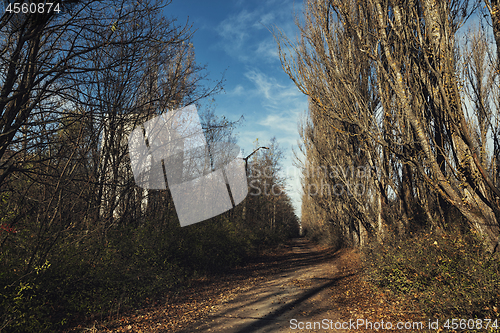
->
[73, 239, 363, 333]
[174, 238, 353, 333]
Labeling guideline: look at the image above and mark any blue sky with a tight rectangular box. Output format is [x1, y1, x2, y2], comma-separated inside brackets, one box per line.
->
[166, 0, 308, 215]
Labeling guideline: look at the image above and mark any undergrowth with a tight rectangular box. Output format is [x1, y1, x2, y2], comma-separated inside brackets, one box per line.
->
[0, 214, 291, 332]
[364, 227, 500, 321]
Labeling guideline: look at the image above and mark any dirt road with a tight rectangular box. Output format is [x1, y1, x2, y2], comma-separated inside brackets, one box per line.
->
[74, 239, 362, 332]
[175, 238, 352, 333]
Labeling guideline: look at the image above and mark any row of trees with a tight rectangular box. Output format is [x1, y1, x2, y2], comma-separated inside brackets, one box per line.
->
[278, 0, 500, 251]
[0, 1, 298, 330]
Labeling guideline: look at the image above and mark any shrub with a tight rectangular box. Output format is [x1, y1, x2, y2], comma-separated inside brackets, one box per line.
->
[0, 211, 279, 332]
[364, 227, 500, 319]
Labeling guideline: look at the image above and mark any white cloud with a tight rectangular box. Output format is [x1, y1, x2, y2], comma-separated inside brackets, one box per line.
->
[216, 10, 257, 55]
[254, 12, 275, 28]
[244, 70, 273, 99]
[244, 69, 303, 109]
[258, 113, 298, 134]
[231, 84, 245, 96]
[256, 38, 280, 61]
[216, 0, 301, 65]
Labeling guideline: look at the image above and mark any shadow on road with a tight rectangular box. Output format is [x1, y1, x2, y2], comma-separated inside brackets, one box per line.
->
[176, 238, 351, 333]
[233, 273, 353, 333]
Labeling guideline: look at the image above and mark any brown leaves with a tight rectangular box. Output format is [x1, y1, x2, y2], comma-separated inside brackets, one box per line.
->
[65, 242, 301, 333]
[330, 249, 425, 333]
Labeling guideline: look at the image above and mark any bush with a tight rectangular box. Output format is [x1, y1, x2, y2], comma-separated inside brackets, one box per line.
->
[364, 227, 500, 319]
[0, 211, 282, 332]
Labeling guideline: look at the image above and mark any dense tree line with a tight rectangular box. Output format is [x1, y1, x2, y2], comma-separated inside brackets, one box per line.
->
[277, 0, 500, 251]
[0, 1, 298, 331]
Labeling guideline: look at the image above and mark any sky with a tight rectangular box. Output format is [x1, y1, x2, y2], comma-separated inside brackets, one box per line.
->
[165, 0, 308, 215]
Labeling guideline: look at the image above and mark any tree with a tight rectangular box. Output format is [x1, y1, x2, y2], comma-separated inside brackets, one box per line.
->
[0, 2, 223, 329]
[246, 138, 299, 239]
[277, 0, 500, 251]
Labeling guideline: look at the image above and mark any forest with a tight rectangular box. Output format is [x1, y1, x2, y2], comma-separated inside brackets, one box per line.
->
[276, 0, 500, 321]
[2, 0, 500, 331]
[0, 1, 298, 331]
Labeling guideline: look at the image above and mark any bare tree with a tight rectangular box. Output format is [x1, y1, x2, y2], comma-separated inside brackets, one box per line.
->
[0, 0, 222, 282]
[277, 0, 500, 251]
[245, 138, 298, 238]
